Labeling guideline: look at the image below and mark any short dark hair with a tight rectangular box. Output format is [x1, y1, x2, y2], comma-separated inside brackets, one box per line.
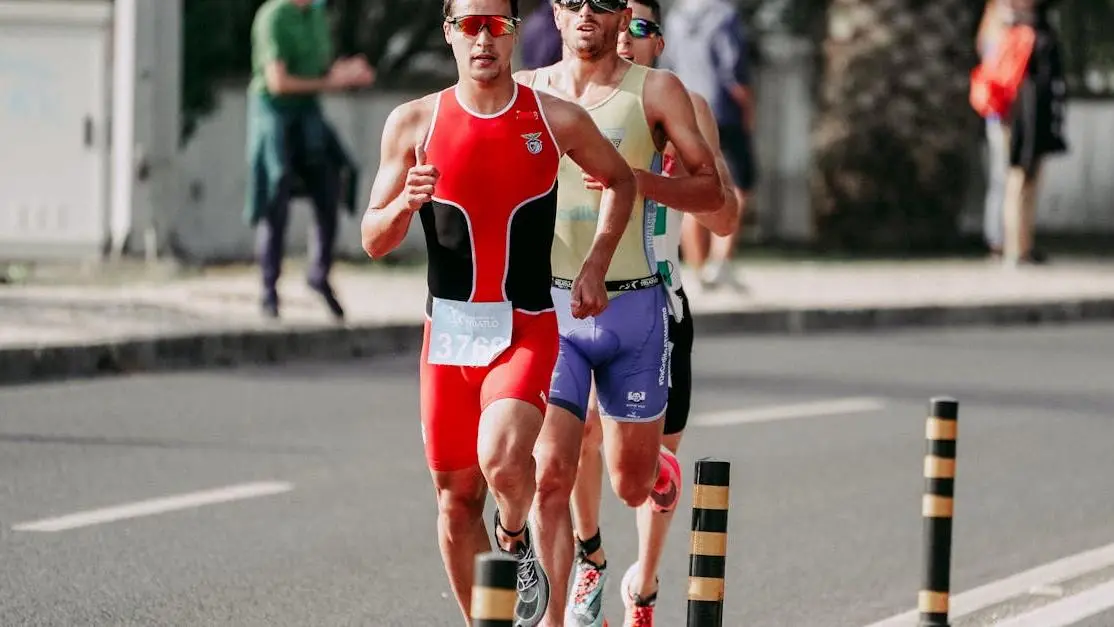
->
[632, 0, 661, 23]
[442, 0, 520, 19]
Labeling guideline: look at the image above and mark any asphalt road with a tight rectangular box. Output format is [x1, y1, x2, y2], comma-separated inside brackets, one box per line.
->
[2, 323, 1114, 626]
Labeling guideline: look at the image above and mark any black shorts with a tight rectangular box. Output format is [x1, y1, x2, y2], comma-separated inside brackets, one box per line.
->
[664, 287, 694, 435]
[717, 123, 757, 192]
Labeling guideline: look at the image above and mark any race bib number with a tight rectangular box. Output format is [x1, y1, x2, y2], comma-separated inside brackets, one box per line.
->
[428, 298, 513, 367]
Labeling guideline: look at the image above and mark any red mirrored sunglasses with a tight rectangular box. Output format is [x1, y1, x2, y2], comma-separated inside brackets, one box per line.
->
[446, 14, 521, 37]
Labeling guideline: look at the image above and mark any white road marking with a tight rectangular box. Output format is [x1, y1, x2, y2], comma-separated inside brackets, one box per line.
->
[1029, 584, 1065, 598]
[692, 397, 887, 427]
[864, 540, 1114, 626]
[12, 481, 294, 532]
[992, 580, 1114, 627]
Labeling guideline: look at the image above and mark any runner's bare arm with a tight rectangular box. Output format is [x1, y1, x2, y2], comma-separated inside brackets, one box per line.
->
[361, 97, 436, 259]
[665, 93, 740, 236]
[639, 69, 726, 213]
[542, 93, 638, 278]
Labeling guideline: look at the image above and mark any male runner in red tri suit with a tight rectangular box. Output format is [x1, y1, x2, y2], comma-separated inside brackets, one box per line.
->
[360, 1, 638, 624]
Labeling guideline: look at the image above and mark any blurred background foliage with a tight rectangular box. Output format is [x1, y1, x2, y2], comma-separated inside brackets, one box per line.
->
[180, 0, 1114, 252]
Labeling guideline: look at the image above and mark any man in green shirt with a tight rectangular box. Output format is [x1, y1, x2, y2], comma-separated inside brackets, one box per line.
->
[246, 0, 374, 320]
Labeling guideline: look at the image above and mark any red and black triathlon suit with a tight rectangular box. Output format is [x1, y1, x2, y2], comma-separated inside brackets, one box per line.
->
[418, 83, 561, 472]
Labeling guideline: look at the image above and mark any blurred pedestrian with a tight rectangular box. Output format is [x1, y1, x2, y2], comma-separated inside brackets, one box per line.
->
[975, 0, 1067, 267]
[976, 0, 1010, 258]
[245, 0, 375, 320]
[1001, 0, 1067, 266]
[661, 0, 755, 291]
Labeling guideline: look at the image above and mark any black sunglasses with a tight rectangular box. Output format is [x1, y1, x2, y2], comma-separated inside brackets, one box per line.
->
[627, 17, 661, 38]
[555, 0, 628, 14]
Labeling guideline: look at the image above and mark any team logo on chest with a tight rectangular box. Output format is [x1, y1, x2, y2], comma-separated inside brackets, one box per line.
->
[522, 132, 544, 155]
[602, 128, 625, 149]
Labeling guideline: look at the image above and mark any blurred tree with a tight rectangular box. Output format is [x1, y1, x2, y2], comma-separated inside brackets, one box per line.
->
[181, 0, 450, 147]
[328, 0, 449, 77]
[809, 0, 982, 252]
[181, 0, 256, 147]
[1056, 0, 1114, 98]
[737, 0, 827, 38]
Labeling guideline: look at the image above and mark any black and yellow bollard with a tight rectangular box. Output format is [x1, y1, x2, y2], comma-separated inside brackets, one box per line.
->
[687, 458, 731, 627]
[471, 552, 518, 627]
[920, 397, 960, 627]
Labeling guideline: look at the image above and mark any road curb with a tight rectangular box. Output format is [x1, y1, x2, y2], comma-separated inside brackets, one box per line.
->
[3, 298, 1114, 386]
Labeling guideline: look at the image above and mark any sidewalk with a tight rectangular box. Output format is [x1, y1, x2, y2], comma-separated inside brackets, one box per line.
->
[2, 258, 1114, 384]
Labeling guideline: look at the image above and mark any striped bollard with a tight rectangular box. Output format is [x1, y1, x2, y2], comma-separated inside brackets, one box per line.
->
[920, 397, 959, 626]
[687, 458, 731, 627]
[471, 552, 518, 627]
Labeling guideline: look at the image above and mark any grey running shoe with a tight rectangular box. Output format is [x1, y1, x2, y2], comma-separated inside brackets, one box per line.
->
[565, 552, 609, 626]
[494, 510, 550, 627]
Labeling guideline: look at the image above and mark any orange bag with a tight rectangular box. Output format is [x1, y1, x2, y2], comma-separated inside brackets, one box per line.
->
[970, 25, 1036, 118]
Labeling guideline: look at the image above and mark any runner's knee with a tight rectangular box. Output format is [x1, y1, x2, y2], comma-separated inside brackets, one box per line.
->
[476, 429, 532, 503]
[535, 447, 578, 506]
[610, 468, 655, 508]
[480, 454, 533, 502]
[434, 473, 486, 536]
[605, 435, 661, 507]
[534, 403, 585, 504]
[477, 401, 541, 498]
[580, 411, 603, 455]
